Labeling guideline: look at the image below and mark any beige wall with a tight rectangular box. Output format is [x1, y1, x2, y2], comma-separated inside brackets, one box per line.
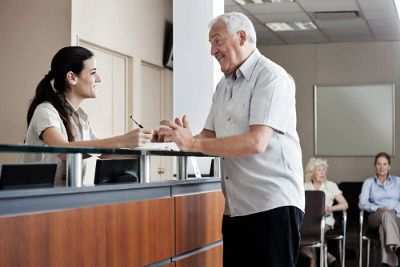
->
[71, 0, 172, 67]
[71, 0, 173, 124]
[260, 42, 400, 182]
[0, 0, 172, 147]
[0, 0, 71, 145]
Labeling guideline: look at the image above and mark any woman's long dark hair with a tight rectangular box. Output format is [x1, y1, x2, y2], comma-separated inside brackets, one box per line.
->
[27, 46, 94, 141]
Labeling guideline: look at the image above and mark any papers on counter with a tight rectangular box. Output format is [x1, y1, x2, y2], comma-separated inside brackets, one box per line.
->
[134, 142, 180, 151]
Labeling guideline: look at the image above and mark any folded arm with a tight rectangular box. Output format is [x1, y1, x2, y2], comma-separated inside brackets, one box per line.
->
[359, 180, 379, 212]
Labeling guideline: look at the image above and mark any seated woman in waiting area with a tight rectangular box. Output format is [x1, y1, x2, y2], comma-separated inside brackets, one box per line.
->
[359, 152, 400, 267]
[303, 157, 348, 267]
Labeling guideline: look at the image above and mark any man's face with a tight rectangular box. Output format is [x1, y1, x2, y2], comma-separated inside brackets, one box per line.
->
[209, 21, 243, 75]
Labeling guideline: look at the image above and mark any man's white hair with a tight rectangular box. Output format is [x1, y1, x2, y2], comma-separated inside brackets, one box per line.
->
[209, 12, 257, 47]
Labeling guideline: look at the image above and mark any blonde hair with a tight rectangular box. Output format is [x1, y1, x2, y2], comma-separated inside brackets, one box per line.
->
[305, 157, 328, 182]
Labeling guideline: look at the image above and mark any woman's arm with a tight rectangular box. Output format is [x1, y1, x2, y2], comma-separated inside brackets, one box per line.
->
[41, 127, 153, 148]
[359, 179, 379, 212]
[331, 193, 348, 212]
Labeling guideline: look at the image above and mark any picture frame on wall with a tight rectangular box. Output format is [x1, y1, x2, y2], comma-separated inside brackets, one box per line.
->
[314, 83, 395, 156]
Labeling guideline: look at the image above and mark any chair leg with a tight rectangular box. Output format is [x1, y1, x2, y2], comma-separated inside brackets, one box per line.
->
[325, 244, 328, 267]
[341, 239, 346, 267]
[320, 245, 324, 267]
[359, 238, 363, 267]
[366, 239, 371, 267]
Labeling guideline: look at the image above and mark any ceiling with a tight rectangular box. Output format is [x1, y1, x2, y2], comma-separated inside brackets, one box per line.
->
[224, 0, 400, 45]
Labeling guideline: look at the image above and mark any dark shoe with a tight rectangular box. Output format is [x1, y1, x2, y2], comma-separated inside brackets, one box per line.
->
[327, 252, 336, 266]
[395, 246, 400, 257]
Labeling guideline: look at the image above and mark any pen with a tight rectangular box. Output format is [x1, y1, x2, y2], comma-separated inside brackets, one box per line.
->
[129, 115, 144, 128]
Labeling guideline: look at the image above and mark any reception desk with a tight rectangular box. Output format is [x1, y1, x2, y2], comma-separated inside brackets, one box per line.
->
[0, 145, 224, 267]
[0, 179, 224, 267]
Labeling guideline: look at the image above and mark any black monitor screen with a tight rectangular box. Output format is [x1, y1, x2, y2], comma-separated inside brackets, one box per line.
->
[94, 158, 140, 185]
[0, 163, 57, 190]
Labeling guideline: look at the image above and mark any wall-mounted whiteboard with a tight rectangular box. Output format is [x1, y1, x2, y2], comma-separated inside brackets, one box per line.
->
[314, 84, 395, 156]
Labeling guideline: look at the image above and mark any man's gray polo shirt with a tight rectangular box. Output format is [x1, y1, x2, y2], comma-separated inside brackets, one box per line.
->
[204, 49, 305, 216]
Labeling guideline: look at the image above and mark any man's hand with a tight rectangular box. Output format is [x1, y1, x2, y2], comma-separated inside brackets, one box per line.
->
[159, 115, 196, 151]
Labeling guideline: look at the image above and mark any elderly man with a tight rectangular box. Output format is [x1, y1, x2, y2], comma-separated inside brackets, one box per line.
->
[160, 12, 304, 266]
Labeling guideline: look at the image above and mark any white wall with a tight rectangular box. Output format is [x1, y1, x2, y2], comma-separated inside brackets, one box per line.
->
[173, 0, 224, 133]
[260, 41, 400, 182]
[0, 0, 71, 147]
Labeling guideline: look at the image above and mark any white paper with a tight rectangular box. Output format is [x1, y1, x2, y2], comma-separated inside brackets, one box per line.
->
[134, 142, 180, 151]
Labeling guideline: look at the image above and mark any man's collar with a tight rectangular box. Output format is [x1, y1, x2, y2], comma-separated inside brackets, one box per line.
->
[224, 49, 261, 81]
[236, 49, 261, 81]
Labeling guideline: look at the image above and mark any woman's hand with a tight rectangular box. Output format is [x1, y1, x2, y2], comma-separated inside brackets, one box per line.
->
[377, 207, 394, 213]
[325, 206, 333, 214]
[120, 128, 153, 148]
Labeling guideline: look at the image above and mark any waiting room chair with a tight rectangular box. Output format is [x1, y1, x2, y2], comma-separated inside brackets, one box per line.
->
[359, 210, 380, 267]
[326, 209, 347, 267]
[339, 182, 363, 267]
[301, 190, 327, 267]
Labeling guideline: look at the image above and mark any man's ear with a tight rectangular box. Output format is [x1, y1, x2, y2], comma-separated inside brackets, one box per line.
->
[238, 30, 247, 46]
[65, 71, 78, 86]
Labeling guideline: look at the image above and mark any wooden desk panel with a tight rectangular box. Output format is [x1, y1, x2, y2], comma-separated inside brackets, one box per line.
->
[175, 244, 222, 267]
[0, 198, 174, 267]
[174, 191, 224, 255]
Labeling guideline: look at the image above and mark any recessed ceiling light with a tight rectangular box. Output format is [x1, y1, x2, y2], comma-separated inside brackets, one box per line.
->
[266, 21, 317, 31]
[295, 22, 317, 30]
[266, 22, 294, 31]
[234, 0, 247, 5]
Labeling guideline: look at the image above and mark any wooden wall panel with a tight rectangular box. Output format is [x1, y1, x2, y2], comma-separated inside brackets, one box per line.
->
[175, 244, 222, 267]
[0, 198, 174, 267]
[174, 191, 224, 255]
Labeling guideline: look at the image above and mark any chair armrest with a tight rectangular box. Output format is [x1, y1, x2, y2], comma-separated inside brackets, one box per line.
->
[359, 210, 364, 267]
[321, 216, 326, 245]
[342, 210, 347, 238]
[360, 210, 364, 235]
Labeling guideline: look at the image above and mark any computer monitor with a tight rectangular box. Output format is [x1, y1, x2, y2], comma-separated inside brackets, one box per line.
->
[94, 158, 140, 185]
[0, 163, 57, 190]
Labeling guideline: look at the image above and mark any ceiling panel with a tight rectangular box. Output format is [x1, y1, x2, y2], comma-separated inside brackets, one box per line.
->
[241, 2, 302, 14]
[317, 18, 373, 41]
[277, 30, 327, 44]
[358, 0, 397, 19]
[296, 0, 359, 12]
[225, 0, 236, 4]
[225, 3, 245, 13]
[368, 19, 400, 40]
[253, 11, 310, 23]
[257, 33, 285, 45]
[224, 0, 400, 44]
[253, 20, 284, 45]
